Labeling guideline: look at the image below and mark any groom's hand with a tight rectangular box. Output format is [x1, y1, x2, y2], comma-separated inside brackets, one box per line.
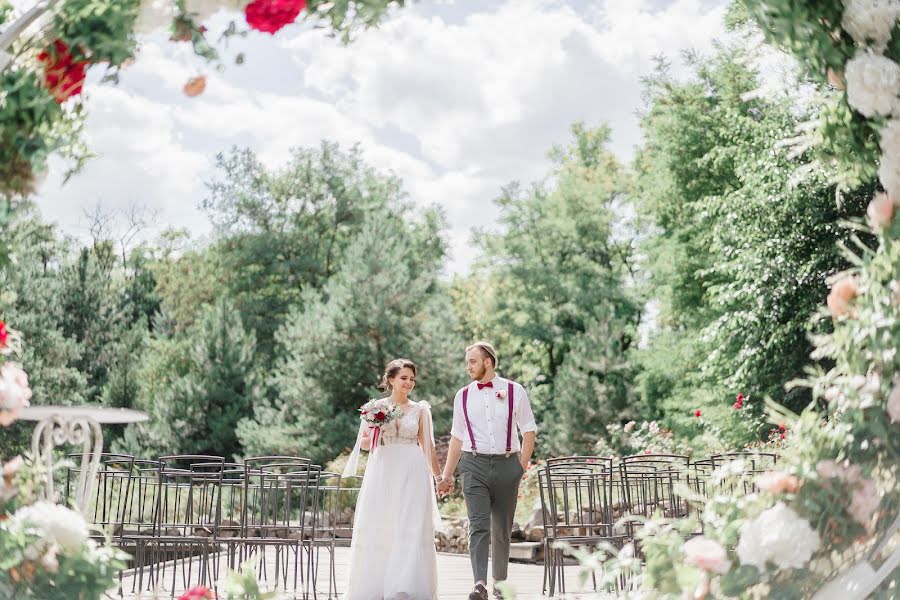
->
[436, 479, 452, 496]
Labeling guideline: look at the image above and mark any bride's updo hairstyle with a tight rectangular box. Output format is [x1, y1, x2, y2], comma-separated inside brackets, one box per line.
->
[379, 358, 417, 392]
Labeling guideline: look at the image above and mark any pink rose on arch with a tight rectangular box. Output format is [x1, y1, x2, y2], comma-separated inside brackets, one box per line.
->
[756, 470, 801, 494]
[683, 535, 731, 574]
[816, 459, 862, 483]
[866, 192, 895, 230]
[887, 376, 900, 423]
[0, 363, 32, 426]
[178, 587, 214, 600]
[816, 460, 842, 479]
[848, 478, 880, 529]
[827, 275, 859, 318]
[0, 455, 23, 501]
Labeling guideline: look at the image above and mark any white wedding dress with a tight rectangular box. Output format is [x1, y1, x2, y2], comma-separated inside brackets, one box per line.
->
[341, 400, 443, 600]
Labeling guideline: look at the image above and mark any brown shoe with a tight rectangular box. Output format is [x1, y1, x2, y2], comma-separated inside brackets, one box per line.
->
[468, 583, 488, 600]
[492, 587, 505, 600]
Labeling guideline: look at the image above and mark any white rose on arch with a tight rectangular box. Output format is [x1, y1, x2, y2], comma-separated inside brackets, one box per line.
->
[841, 0, 900, 53]
[11, 501, 90, 552]
[736, 502, 820, 570]
[845, 52, 900, 118]
[879, 118, 900, 199]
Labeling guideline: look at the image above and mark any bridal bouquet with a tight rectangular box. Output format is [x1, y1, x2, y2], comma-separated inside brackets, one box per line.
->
[358, 399, 400, 452]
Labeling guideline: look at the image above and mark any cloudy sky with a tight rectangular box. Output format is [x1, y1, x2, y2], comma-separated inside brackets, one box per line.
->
[31, 0, 730, 273]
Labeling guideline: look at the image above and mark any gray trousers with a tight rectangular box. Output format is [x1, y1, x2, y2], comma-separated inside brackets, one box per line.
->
[458, 452, 525, 583]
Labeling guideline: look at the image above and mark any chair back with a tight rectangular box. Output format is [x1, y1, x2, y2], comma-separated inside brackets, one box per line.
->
[154, 456, 226, 539]
[620, 455, 690, 520]
[65, 453, 135, 538]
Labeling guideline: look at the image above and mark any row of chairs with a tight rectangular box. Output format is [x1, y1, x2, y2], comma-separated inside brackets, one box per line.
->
[65, 454, 360, 599]
[69, 451, 777, 598]
[537, 452, 778, 596]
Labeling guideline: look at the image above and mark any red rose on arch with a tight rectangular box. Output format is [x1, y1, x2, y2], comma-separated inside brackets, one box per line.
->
[178, 586, 214, 600]
[245, 0, 307, 34]
[37, 40, 88, 103]
[0, 322, 8, 348]
[694, 409, 701, 417]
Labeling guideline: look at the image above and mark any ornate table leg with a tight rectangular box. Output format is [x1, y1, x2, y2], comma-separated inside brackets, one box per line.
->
[30, 414, 103, 513]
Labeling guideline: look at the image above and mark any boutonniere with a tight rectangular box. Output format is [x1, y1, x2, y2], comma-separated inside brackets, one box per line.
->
[495, 389, 507, 400]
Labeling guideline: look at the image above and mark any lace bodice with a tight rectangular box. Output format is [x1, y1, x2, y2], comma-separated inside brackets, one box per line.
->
[344, 399, 437, 480]
[379, 402, 422, 446]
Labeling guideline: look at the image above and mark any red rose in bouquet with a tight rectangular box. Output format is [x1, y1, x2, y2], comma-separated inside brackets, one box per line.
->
[358, 399, 400, 453]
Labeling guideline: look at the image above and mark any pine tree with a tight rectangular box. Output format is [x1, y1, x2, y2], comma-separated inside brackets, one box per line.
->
[239, 209, 461, 464]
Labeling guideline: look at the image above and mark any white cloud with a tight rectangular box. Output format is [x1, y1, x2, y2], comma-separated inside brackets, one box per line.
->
[32, 0, 729, 273]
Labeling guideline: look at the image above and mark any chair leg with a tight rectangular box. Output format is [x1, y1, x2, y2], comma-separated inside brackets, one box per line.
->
[558, 547, 566, 594]
[541, 539, 549, 594]
[548, 544, 556, 598]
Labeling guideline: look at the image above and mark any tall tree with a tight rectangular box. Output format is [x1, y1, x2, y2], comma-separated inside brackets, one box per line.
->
[201, 142, 411, 359]
[0, 208, 87, 451]
[117, 299, 259, 460]
[632, 50, 873, 448]
[467, 123, 641, 453]
[238, 208, 461, 464]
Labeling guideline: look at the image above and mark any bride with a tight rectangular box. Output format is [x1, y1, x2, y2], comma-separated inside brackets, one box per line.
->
[341, 358, 443, 600]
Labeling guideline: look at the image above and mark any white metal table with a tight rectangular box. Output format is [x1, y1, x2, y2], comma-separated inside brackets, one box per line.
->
[18, 406, 148, 513]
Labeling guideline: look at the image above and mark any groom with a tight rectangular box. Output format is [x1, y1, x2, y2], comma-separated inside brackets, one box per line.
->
[437, 342, 537, 600]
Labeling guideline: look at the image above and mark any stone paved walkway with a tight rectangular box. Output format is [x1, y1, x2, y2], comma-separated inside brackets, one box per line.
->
[118, 546, 616, 599]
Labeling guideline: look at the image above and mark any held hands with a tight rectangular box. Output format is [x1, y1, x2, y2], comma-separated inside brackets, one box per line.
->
[435, 475, 453, 497]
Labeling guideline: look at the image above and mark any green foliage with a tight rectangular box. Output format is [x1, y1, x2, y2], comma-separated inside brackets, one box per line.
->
[588, 3, 900, 597]
[0, 210, 89, 454]
[53, 0, 140, 65]
[594, 420, 694, 458]
[0, 70, 63, 198]
[0, 1, 11, 27]
[733, 0, 893, 191]
[547, 317, 637, 455]
[0, 0, 407, 202]
[631, 48, 873, 450]
[151, 233, 222, 332]
[201, 143, 409, 360]
[239, 208, 461, 464]
[307, 0, 406, 43]
[0, 501, 127, 600]
[59, 242, 128, 400]
[221, 561, 281, 599]
[464, 123, 640, 455]
[118, 299, 260, 460]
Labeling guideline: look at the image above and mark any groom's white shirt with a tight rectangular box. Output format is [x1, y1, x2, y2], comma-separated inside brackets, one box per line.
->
[450, 375, 538, 454]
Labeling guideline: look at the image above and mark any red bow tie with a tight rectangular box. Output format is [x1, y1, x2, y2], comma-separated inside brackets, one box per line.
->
[477, 381, 493, 390]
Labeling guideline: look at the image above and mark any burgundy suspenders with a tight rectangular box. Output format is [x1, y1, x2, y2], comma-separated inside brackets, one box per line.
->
[462, 381, 515, 457]
[505, 381, 514, 456]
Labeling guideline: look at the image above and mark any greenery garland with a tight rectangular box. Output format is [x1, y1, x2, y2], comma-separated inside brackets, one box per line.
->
[592, 1, 899, 598]
[0, 0, 402, 213]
